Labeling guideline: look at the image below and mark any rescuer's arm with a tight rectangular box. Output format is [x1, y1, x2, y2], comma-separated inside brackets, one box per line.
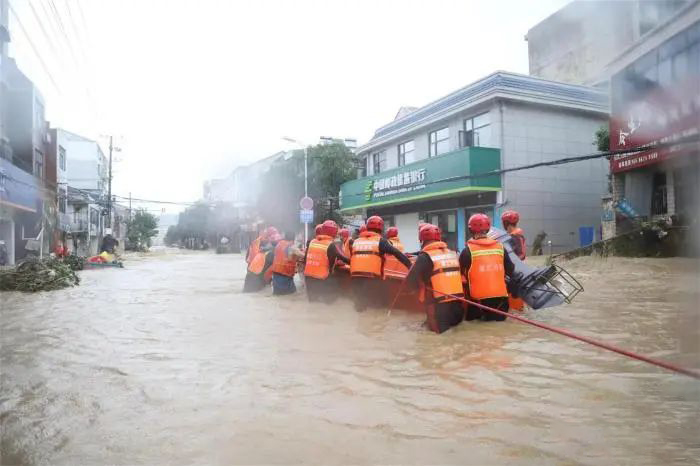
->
[405, 253, 432, 291]
[503, 249, 515, 278]
[458, 247, 471, 276]
[327, 243, 350, 265]
[510, 234, 525, 260]
[288, 245, 305, 260]
[262, 251, 274, 272]
[379, 238, 412, 268]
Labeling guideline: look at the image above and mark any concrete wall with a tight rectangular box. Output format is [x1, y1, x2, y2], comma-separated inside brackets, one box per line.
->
[364, 103, 496, 176]
[500, 101, 608, 251]
[527, 1, 638, 85]
[394, 212, 420, 252]
[63, 134, 107, 192]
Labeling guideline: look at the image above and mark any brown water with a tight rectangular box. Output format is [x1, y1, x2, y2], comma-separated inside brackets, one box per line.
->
[1, 251, 699, 465]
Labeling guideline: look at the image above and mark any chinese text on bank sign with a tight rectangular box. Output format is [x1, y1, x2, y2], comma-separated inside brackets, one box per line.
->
[371, 168, 427, 200]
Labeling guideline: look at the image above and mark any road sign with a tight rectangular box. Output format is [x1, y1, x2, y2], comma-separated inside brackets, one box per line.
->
[300, 209, 314, 224]
[300, 196, 314, 210]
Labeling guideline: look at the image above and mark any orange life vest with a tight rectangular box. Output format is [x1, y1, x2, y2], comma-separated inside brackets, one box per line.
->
[420, 241, 464, 303]
[509, 227, 526, 260]
[247, 237, 262, 264]
[383, 237, 408, 280]
[334, 238, 351, 271]
[247, 251, 267, 274]
[350, 231, 382, 278]
[466, 238, 508, 300]
[304, 235, 333, 280]
[270, 240, 297, 277]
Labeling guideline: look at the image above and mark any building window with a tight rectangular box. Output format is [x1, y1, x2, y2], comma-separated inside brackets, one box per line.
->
[59, 146, 66, 170]
[429, 127, 449, 157]
[397, 140, 414, 167]
[33, 150, 44, 178]
[58, 193, 66, 213]
[372, 151, 387, 174]
[651, 172, 667, 215]
[462, 112, 491, 147]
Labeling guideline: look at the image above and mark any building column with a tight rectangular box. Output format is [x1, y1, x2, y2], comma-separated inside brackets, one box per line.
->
[456, 208, 466, 252]
[666, 168, 675, 216]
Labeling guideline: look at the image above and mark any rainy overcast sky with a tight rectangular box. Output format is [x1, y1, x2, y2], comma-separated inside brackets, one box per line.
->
[8, 0, 569, 210]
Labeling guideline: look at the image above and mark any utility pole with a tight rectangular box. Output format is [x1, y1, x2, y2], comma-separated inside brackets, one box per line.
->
[128, 192, 132, 222]
[107, 136, 113, 230]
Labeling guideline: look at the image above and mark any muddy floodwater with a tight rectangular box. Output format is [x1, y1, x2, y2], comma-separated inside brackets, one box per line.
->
[1, 251, 699, 465]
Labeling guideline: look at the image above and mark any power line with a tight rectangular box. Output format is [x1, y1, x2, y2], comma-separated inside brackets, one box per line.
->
[41, 0, 101, 122]
[338, 135, 700, 200]
[8, 2, 62, 94]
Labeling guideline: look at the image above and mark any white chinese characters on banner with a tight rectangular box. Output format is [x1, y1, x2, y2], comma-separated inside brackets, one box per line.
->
[372, 168, 427, 199]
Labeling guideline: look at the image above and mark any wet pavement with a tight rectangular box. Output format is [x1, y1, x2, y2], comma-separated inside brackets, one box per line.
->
[1, 251, 699, 465]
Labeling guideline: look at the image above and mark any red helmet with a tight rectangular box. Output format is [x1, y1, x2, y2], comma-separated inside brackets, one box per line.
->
[270, 233, 283, 243]
[358, 224, 367, 233]
[366, 215, 384, 232]
[419, 223, 441, 243]
[321, 219, 339, 237]
[418, 221, 427, 231]
[339, 228, 350, 240]
[501, 210, 520, 227]
[315, 224, 323, 236]
[386, 227, 399, 239]
[468, 213, 491, 234]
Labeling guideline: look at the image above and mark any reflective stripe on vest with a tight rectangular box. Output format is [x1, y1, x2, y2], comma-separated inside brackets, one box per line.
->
[350, 232, 382, 278]
[383, 237, 408, 280]
[247, 251, 266, 274]
[270, 240, 297, 277]
[467, 238, 508, 299]
[304, 236, 332, 280]
[422, 241, 464, 303]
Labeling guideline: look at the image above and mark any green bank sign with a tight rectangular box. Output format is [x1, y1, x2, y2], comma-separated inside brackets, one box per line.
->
[339, 147, 501, 211]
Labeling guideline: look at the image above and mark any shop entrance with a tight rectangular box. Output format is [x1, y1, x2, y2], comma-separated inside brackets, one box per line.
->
[420, 210, 457, 250]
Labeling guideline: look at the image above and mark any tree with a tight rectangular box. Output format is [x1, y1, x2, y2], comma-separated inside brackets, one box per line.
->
[256, 142, 358, 231]
[595, 125, 610, 152]
[164, 225, 179, 246]
[126, 210, 159, 251]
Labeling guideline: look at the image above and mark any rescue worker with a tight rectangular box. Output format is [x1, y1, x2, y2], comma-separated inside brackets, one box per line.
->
[405, 224, 465, 334]
[303, 220, 349, 303]
[459, 214, 515, 321]
[307, 224, 323, 250]
[502, 210, 526, 260]
[243, 232, 276, 293]
[350, 216, 411, 311]
[383, 227, 409, 280]
[334, 228, 352, 272]
[246, 227, 276, 264]
[270, 231, 305, 295]
[501, 210, 526, 311]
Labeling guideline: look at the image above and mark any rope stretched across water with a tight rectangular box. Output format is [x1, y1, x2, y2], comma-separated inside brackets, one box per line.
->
[387, 274, 699, 379]
[424, 287, 700, 379]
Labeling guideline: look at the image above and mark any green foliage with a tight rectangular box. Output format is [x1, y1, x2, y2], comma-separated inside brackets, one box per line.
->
[126, 210, 159, 251]
[257, 143, 358, 230]
[0, 257, 80, 292]
[165, 202, 240, 248]
[595, 125, 610, 152]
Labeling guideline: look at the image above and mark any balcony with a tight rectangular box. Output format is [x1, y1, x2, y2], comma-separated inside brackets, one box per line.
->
[0, 157, 42, 213]
[69, 219, 89, 233]
[339, 147, 501, 211]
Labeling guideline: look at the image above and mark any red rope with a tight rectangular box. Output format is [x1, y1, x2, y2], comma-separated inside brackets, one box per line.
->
[423, 286, 700, 380]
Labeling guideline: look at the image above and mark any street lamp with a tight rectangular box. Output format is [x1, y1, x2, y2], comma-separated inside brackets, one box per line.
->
[282, 136, 309, 244]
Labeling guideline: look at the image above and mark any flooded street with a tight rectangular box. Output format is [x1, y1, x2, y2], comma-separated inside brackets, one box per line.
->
[1, 251, 699, 465]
